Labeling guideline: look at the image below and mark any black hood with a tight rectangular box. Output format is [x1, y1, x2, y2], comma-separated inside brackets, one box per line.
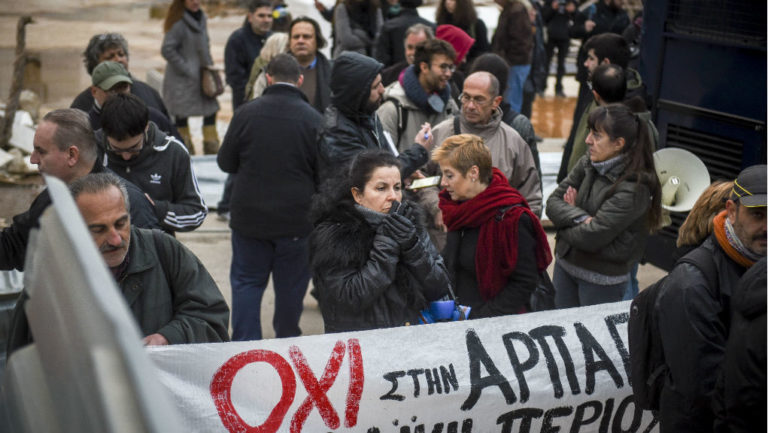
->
[330, 52, 383, 118]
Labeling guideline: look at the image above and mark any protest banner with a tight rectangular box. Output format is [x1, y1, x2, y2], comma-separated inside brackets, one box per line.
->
[148, 301, 658, 433]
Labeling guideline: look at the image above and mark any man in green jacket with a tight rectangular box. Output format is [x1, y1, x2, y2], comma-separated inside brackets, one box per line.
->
[71, 172, 229, 345]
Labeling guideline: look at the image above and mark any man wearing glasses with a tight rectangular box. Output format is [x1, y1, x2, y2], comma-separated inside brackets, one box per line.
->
[377, 39, 459, 153]
[97, 93, 207, 234]
[421, 72, 541, 246]
[0, 108, 160, 271]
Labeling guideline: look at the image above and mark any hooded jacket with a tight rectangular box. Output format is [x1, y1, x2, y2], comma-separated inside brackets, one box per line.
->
[97, 122, 208, 233]
[319, 52, 428, 179]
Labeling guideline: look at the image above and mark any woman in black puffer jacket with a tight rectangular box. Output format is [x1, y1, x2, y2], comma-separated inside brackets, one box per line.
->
[309, 150, 450, 333]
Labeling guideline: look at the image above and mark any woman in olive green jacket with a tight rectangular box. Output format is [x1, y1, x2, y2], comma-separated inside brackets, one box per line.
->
[546, 104, 661, 307]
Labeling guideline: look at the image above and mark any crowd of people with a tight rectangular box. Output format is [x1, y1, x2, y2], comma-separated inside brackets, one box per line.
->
[0, 1, 765, 431]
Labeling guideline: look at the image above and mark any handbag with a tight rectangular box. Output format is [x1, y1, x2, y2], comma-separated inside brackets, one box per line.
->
[200, 65, 224, 98]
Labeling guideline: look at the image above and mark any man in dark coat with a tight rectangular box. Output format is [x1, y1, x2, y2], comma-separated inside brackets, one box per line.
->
[319, 51, 434, 180]
[217, 54, 324, 341]
[713, 257, 766, 433]
[224, 0, 273, 111]
[374, 0, 435, 68]
[289, 17, 332, 113]
[70, 33, 169, 119]
[0, 109, 159, 272]
[658, 165, 767, 433]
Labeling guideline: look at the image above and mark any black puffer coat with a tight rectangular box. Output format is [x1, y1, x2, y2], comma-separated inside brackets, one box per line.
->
[309, 195, 450, 333]
[319, 52, 428, 179]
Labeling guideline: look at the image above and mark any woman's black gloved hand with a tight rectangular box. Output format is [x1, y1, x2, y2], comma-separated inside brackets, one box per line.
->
[384, 205, 418, 250]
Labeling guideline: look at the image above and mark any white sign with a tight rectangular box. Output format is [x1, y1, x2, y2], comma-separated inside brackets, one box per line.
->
[148, 301, 658, 433]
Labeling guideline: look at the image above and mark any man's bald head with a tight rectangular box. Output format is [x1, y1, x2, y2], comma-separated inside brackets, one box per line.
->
[460, 72, 502, 125]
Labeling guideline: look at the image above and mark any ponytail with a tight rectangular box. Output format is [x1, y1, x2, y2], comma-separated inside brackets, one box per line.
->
[588, 104, 662, 231]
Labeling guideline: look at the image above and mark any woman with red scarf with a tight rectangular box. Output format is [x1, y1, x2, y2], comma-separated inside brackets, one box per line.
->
[434, 134, 552, 318]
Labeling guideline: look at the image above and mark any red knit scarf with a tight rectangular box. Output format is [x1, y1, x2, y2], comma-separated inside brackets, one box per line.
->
[439, 168, 553, 300]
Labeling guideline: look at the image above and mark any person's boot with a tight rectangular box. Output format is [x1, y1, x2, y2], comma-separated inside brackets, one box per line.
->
[178, 125, 195, 155]
[202, 124, 220, 155]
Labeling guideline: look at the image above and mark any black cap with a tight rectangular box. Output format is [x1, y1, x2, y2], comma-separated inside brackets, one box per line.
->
[731, 164, 767, 207]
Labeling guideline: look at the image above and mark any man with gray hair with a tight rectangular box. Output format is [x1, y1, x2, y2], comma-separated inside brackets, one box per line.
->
[0, 109, 159, 271]
[7, 172, 229, 352]
[380, 23, 434, 87]
[70, 33, 169, 118]
[70, 172, 229, 345]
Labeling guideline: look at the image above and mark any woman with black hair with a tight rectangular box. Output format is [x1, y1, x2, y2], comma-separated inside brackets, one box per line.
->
[546, 104, 662, 307]
[309, 150, 450, 332]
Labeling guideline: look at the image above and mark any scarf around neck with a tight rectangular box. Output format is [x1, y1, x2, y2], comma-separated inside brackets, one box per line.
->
[439, 168, 552, 300]
[401, 65, 451, 114]
[713, 209, 758, 268]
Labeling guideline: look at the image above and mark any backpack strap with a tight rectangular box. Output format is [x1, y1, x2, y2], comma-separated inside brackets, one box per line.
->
[384, 97, 407, 146]
[677, 246, 718, 291]
[453, 115, 461, 135]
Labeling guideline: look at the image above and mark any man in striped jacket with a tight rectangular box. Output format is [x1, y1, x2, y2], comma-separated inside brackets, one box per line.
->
[97, 93, 207, 233]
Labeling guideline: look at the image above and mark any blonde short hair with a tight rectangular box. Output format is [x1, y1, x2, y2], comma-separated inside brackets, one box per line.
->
[431, 134, 492, 183]
[676, 180, 733, 247]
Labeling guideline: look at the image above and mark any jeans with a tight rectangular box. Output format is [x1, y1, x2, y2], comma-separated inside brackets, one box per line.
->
[553, 262, 627, 308]
[230, 231, 311, 341]
[505, 64, 531, 114]
[622, 262, 640, 301]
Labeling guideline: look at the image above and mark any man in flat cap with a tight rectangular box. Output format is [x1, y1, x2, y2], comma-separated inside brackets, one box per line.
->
[88, 61, 179, 141]
[656, 164, 766, 432]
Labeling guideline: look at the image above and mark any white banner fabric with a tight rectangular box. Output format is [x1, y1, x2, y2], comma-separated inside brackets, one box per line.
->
[148, 300, 659, 433]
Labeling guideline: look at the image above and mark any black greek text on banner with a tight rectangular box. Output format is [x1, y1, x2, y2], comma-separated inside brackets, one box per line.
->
[148, 300, 659, 433]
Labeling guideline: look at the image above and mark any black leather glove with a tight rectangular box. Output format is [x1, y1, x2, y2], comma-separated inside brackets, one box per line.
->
[383, 212, 418, 250]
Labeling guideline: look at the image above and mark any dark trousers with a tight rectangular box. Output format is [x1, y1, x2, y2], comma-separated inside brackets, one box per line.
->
[545, 38, 570, 91]
[230, 231, 311, 341]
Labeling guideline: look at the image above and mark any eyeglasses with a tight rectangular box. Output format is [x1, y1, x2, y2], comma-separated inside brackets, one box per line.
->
[433, 63, 456, 73]
[459, 93, 491, 106]
[107, 133, 145, 156]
